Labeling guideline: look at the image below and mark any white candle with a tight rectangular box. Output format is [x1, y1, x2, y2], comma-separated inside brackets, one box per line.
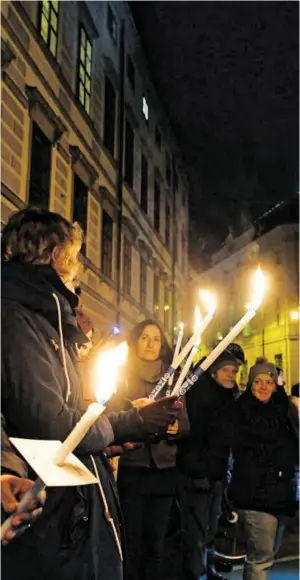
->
[55, 341, 128, 466]
[172, 342, 200, 396]
[168, 322, 184, 388]
[55, 403, 105, 465]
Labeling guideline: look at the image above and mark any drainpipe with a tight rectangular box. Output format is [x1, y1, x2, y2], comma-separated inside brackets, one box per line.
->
[115, 20, 125, 327]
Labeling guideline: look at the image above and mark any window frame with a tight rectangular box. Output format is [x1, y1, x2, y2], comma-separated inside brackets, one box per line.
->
[140, 153, 148, 214]
[76, 25, 93, 116]
[107, 4, 118, 44]
[124, 119, 134, 189]
[73, 173, 89, 256]
[39, 0, 60, 58]
[103, 76, 116, 157]
[101, 209, 114, 280]
[153, 273, 160, 315]
[154, 180, 160, 233]
[140, 257, 147, 308]
[123, 236, 132, 295]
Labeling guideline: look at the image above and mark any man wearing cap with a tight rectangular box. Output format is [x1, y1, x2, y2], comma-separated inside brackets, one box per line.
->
[229, 357, 298, 580]
[177, 344, 245, 580]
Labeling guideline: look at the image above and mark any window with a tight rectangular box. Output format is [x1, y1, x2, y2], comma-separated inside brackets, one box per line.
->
[153, 274, 160, 315]
[166, 151, 171, 186]
[39, 0, 59, 57]
[28, 122, 51, 209]
[165, 200, 170, 249]
[103, 76, 116, 157]
[107, 4, 117, 44]
[124, 120, 134, 188]
[73, 174, 88, 255]
[142, 96, 149, 122]
[155, 125, 161, 149]
[77, 26, 92, 115]
[127, 55, 135, 91]
[154, 180, 160, 233]
[123, 237, 132, 295]
[140, 258, 147, 308]
[140, 154, 148, 214]
[101, 210, 113, 279]
[164, 287, 170, 330]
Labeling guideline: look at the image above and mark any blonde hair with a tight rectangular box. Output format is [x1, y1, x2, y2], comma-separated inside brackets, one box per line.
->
[2, 207, 83, 285]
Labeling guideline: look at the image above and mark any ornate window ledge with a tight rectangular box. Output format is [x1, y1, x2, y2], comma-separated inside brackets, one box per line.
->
[26, 85, 66, 143]
[69, 145, 98, 190]
[1, 39, 16, 72]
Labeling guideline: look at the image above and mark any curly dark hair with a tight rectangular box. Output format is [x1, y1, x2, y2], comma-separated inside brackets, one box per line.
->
[128, 319, 172, 364]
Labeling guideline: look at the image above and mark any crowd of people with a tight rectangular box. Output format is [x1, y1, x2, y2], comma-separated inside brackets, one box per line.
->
[1, 207, 299, 580]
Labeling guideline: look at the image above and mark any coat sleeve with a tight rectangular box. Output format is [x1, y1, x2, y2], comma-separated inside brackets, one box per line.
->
[1, 310, 143, 455]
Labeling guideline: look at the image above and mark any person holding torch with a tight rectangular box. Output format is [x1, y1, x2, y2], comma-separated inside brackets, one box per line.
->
[1, 207, 182, 580]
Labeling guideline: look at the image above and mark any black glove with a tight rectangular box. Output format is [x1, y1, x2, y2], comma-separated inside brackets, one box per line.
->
[138, 396, 183, 435]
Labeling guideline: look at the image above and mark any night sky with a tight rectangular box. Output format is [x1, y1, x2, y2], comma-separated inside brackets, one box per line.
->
[130, 2, 299, 268]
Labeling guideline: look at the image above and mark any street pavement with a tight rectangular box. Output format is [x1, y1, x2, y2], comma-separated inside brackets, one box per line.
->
[228, 557, 299, 579]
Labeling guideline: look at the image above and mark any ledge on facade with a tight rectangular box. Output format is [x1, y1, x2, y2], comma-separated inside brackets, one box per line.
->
[26, 86, 66, 143]
[122, 216, 138, 244]
[137, 238, 152, 262]
[1, 38, 16, 71]
[99, 186, 119, 221]
[125, 101, 139, 129]
[69, 145, 98, 189]
[103, 56, 120, 90]
[80, 255, 117, 291]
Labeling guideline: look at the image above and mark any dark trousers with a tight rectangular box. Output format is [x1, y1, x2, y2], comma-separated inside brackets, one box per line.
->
[180, 480, 223, 578]
[118, 487, 173, 580]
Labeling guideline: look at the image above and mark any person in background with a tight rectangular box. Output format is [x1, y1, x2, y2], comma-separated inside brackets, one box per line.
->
[106, 319, 189, 580]
[1, 207, 183, 580]
[1, 418, 46, 545]
[177, 343, 245, 580]
[229, 358, 298, 580]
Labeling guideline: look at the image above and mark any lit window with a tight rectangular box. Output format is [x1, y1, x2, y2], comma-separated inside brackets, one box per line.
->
[142, 96, 149, 122]
[39, 0, 59, 57]
[77, 26, 92, 115]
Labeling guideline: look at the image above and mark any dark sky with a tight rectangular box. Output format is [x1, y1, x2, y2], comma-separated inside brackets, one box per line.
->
[130, 2, 299, 268]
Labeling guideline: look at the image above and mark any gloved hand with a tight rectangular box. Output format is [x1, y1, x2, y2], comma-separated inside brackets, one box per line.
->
[138, 396, 183, 434]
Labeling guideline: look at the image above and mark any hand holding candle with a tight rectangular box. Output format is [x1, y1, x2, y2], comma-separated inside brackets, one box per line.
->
[55, 341, 128, 465]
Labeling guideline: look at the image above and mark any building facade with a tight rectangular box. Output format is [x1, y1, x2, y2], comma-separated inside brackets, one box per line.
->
[1, 0, 189, 342]
[191, 217, 299, 391]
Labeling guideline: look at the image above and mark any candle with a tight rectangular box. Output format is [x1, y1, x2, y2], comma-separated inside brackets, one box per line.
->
[167, 322, 184, 392]
[1, 477, 46, 541]
[150, 291, 216, 399]
[174, 267, 266, 399]
[55, 341, 128, 465]
[172, 291, 216, 395]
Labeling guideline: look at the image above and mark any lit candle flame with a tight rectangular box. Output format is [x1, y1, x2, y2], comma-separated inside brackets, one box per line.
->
[199, 290, 217, 316]
[194, 305, 202, 334]
[94, 341, 128, 404]
[246, 267, 266, 312]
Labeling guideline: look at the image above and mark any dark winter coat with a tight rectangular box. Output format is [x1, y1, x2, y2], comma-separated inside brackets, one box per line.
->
[107, 353, 189, 495]
[177, 371, 237, 484]
[229, 386, 298, 517]
[1, 262, 150, 580]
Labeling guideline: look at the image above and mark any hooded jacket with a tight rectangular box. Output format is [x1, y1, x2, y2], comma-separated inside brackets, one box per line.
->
[1, 262, 151, 580]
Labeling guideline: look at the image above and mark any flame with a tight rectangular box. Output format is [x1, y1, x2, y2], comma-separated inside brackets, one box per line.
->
[179, 321, 184, 331]
[194, 305, 202, 334]
[246, 267, 266, 311]
[94, 341, 128, 404]
[199, 290, 217, 316]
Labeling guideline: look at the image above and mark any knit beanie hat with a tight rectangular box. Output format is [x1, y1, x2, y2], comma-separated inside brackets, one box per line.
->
[210, 348, 242, 375]
[248, 357, 278, 385]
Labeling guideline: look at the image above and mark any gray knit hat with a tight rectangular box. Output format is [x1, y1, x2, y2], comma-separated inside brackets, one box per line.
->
[248, 357, 278, 385]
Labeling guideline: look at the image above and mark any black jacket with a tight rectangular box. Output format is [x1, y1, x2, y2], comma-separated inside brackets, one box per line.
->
[229, 387, 298, 517]
[1, 262, 149, 580]
[177, 372, 236, 483]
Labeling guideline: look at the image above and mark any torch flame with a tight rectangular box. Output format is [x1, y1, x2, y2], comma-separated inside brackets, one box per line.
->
[94, 341, 128, 404]
[246, 267, 266, 312]
[194, 305, 202, 334]
[199, 290, 217, 316]
[179, 321, 184, 331]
